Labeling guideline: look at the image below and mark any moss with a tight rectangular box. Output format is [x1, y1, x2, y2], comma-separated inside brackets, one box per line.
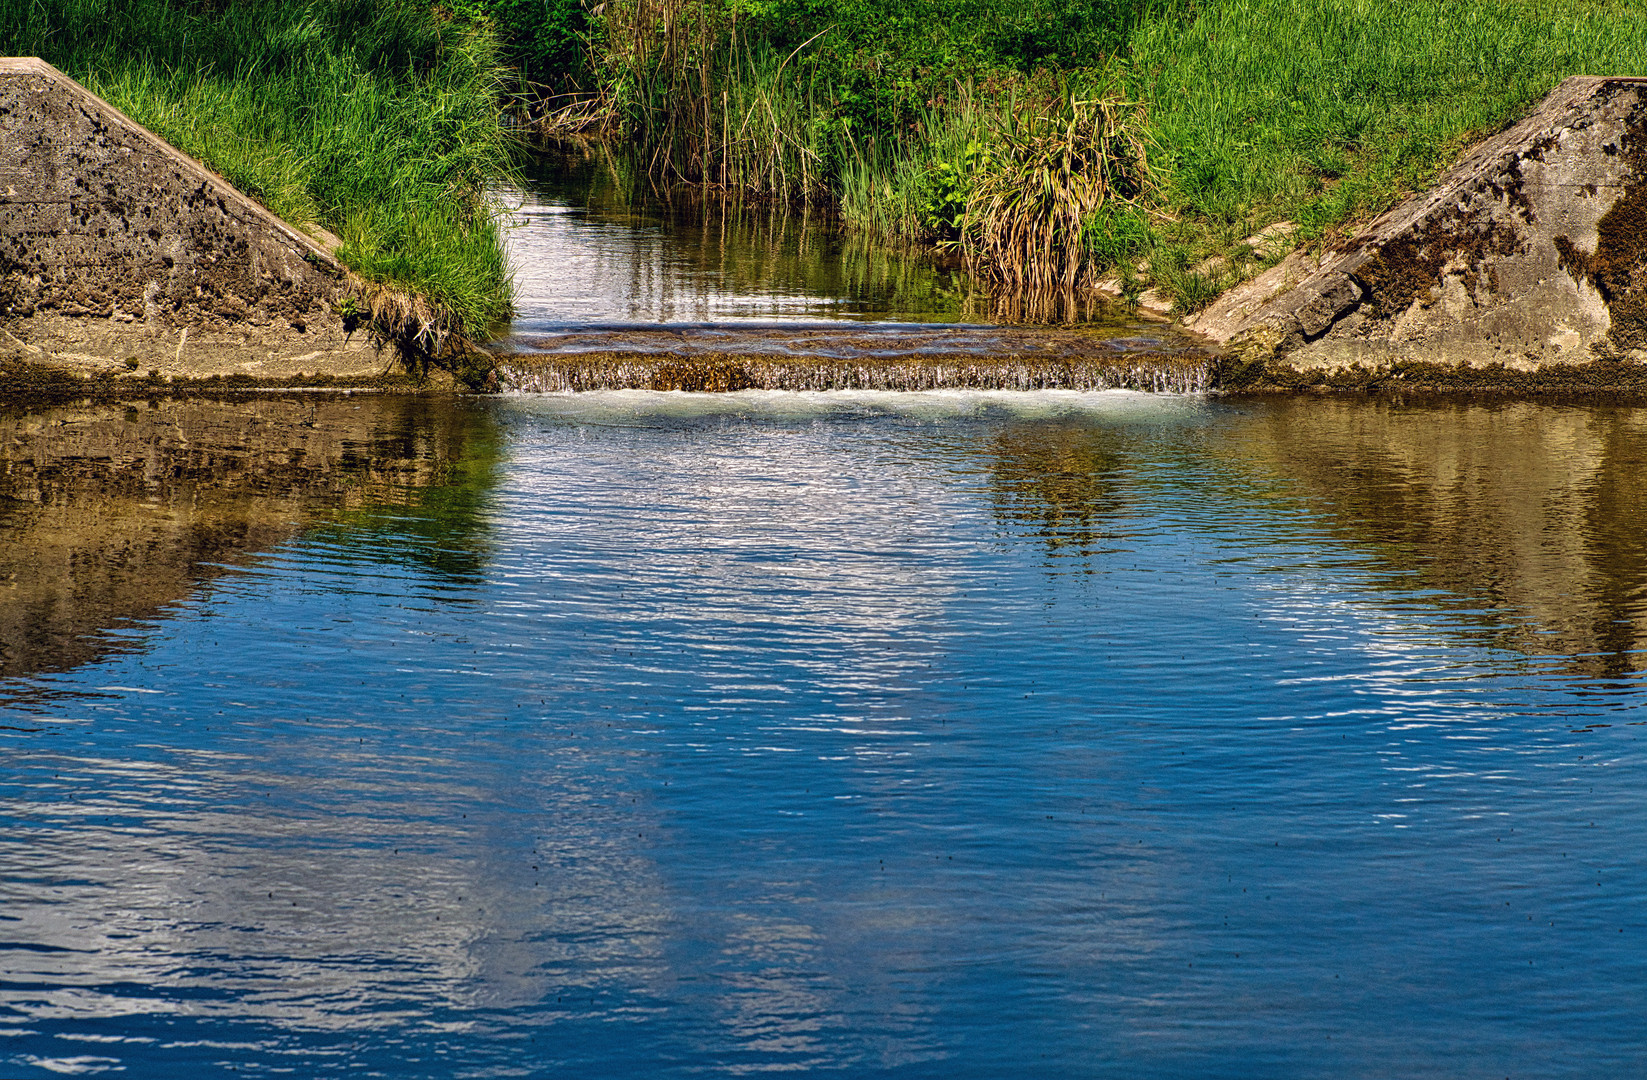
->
[649, 359, 758, 393]
[1351, 212, 1522, 321]
[1218, 356, 1647, 398]
[1552, 107, 1647, 356]
[0, 359, 440, 406]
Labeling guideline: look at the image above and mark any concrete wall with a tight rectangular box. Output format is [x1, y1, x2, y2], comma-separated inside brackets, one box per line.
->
[1190, 77, 1647, 385]
[0, 57, 386, 380]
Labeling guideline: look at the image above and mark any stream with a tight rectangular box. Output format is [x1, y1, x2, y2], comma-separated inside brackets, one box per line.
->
[0, 158, 1644, 1079]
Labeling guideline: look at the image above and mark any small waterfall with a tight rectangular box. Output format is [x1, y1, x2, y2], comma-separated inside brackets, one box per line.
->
[498, 352, 1212, 394]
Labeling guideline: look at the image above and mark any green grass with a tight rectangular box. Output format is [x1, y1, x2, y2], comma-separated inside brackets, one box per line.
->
[2, 0, 517, 343]
[1126, 0, 1647, 309]
[560, 0, 1647, 317]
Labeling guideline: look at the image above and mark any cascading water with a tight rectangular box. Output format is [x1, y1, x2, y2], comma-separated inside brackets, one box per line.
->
[499, 351, 1212, 394]
[490, 151, 1215, 393]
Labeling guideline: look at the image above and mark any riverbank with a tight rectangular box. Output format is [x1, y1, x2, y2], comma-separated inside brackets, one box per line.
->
[527, 0, 1647, 315]
[1, 0, 516, 355]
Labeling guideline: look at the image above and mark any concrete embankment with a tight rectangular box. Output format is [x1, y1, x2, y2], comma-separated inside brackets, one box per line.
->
[0, 57, 389, 383]
[1190, 76, 1647, 392]
[11, 57, 1647, 397]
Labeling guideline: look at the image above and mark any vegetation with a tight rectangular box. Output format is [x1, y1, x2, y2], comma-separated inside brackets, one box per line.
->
[1132, 0, 1647, 309]
[503, 0, 1647, 315]
[2, 0, 517, 347]
[12, 0, 1647, 334]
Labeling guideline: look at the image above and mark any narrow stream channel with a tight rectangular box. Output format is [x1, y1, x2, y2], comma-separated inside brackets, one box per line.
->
[491, 150, 1214, 392]
[2, 159, 1646, 1080]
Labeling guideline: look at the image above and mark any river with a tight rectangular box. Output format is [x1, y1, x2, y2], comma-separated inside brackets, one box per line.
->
[1, 161, 1644, 1079]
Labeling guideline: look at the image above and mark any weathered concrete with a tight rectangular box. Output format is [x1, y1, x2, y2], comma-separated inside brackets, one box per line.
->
[1189, 77, 1647, 387]
[0, 57, 389, 381]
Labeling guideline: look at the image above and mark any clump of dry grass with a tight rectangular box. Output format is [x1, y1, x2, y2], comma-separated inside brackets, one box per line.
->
[963, 88, 1152, 292]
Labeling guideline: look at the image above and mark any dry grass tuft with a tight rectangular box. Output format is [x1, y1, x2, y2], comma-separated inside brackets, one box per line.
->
[964, 89, 1152, 293]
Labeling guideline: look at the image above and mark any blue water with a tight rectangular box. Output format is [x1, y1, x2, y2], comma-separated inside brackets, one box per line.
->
[3, 391, 1646, 1078]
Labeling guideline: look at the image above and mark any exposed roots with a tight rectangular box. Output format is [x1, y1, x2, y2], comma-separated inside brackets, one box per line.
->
[344, 276, 498, 390]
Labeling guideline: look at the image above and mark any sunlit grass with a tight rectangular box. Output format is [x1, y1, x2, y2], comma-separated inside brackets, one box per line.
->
[1, 0, 516, 339]
[1130, 0, 1647, 305]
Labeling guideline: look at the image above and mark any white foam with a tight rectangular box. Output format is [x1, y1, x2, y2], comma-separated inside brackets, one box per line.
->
[497, 387, 1206, 423]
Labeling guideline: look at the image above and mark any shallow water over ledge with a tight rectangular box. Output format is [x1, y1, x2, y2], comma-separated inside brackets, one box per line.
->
[490, 150, 1207, 384]
[2, 392, 1646, 1078]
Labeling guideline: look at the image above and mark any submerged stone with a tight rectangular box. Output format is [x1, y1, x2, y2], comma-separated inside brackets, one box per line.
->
[0, 57, 386, 382]
[1189, 77, 1647, 388]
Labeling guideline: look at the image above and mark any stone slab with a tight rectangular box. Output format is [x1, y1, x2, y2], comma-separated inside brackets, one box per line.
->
[0, 57, 388, 380]
[1192, 76, 1647, 381]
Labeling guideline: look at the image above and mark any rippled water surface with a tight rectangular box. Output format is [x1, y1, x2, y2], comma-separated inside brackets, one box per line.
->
[3, 391, 1647, 1077]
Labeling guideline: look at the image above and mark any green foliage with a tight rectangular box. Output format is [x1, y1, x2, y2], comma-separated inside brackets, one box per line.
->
[1130, 0, 1647, 276]
[450, 0, 589, 87]
[915, 143, 984, 241]
[1083, 200, 1151, 269]
[964, 89, 1152, 290]
[0, 0, 516, 340]
[573, 0, 1647, 316]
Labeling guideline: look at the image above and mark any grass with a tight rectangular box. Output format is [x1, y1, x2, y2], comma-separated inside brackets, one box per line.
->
[1, 0, 517, 347]
[557, 0, 1647, 319]
[1126, 0, 1647, 310]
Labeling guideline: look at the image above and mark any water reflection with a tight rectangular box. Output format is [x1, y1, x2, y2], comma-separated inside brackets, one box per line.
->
[1214, 399, 1647, 674]
[502, 145, 985, 331]
[0, 395, 499, 686]
[988, 422, 1129, 559]
[4, 393, 1647, 1078]
[972, 398, 1647, 675]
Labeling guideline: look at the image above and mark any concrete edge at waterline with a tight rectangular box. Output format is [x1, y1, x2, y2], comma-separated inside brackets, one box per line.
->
[9, 57, 1647, 400]
[0, 56, 485, 394]
[1187, 75, 1647, 393]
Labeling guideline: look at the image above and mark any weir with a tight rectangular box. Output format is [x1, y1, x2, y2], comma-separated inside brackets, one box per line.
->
[492, 164, 1217, 394]
[11, 59, 1647, 394]
[498, 352, 1212, 393]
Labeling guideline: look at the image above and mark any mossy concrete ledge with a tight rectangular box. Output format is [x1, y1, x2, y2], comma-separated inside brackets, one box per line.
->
[0, 57, 391, 383]
[1190, 76, 1647, 390]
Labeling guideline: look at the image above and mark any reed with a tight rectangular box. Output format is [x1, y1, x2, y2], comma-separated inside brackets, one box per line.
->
[566, 0, 1647, 317]
[963, 87, 1152, 291]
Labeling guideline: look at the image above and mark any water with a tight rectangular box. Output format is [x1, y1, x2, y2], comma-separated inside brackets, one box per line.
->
[3, 391, 1646, 1078]
[499, 148, 982, 329]
[492, 150, 1202, 381]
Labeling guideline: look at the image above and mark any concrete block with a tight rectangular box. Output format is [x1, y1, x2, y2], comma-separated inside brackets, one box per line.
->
[1194, 76, 1647, 380]
[0, 57, 387, 379]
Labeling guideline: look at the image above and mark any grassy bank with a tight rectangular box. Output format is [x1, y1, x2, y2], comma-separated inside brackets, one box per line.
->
[1131, 0, 1647, 308]
[530, 0, 1647, 315]
[2, 0, 517, 347]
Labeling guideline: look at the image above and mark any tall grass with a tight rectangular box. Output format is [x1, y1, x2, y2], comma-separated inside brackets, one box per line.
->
[579, 0, 842, 200]
[1, 0, 516, 346]
[567, 0, 1647, 319]
[1129, 0, 1647, 306]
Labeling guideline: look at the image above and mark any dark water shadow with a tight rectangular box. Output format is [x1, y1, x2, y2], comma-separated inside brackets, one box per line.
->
[0, 394, 501, 684]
